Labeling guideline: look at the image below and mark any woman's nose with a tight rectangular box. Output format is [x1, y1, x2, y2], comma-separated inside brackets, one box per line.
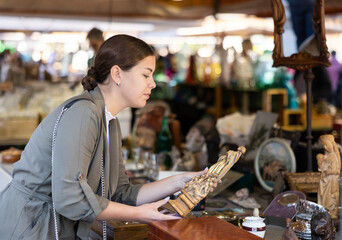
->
[149, 77, 156, 89]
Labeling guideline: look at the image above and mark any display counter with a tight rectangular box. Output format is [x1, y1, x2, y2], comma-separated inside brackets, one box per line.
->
[148, 216, 263, 240]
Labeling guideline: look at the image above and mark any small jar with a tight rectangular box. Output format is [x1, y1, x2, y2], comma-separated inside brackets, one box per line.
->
[241, 216, 266, 238]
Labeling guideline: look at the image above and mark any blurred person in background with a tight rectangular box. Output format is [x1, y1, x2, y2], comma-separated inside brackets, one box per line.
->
[0, 49, 11, 82]
[87, 27, 104, 67]
[327, 50, 342, 95]
[6, 52, 25, 87]
[287, 0, 315, 49]
[0, 34, 209, 239]
[288, 0, 333, 105]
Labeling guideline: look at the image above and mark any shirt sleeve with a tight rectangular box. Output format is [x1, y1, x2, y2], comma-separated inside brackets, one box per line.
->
[110, 119, 143, 205]
[111, 153, 143, 205]
[52, 104, 109, 222]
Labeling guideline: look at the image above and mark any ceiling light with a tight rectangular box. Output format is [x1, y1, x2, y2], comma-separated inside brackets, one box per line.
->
[0, 16, 155, 33]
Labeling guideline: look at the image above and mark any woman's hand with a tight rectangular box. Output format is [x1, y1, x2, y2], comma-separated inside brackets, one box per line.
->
[175, 167, 221, 192]
[136, 199, 182, 223]
[173, 168, 207, 190]
[136, 167, 221, 205]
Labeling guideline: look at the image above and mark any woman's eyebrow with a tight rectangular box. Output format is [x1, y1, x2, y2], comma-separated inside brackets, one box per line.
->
[145, 68, 153, 72]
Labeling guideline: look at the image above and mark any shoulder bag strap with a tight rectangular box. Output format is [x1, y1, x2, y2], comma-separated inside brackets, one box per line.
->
[51, 99, 107, 240]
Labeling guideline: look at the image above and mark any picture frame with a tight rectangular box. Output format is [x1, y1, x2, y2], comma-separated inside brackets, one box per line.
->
[254, 138, 296, 192]
[271, 0, 330, 71]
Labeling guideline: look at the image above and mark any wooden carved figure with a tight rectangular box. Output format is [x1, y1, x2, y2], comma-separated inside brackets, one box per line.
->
[161, 146, 246, 217]
[317, 134, 340, 219]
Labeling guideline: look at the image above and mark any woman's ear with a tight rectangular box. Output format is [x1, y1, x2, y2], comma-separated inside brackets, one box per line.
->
[110, 65, 121, 85]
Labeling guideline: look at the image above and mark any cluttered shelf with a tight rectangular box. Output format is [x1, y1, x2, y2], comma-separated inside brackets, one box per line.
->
[1, 77, 339, 147]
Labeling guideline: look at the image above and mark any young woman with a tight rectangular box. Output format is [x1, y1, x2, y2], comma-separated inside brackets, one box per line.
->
[0, 34, 206, 239]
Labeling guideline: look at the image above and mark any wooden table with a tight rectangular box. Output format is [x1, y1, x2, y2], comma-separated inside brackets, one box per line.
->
[91, 220, 148, 240]
[148, 216, 263, 240]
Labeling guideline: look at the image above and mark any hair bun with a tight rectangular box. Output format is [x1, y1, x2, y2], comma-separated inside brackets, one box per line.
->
[87, 67, 96, 78]
[82, 67, 98, 91]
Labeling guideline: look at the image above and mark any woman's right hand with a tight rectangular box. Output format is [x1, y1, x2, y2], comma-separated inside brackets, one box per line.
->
[136, 199, 182, 223]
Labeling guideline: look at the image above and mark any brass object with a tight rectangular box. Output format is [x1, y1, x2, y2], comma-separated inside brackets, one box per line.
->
[277, 193, 299, 207]
[161, 146, 246, 217]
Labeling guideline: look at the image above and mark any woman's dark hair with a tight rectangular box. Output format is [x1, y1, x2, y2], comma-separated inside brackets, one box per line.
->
[82, 34, 154, 91]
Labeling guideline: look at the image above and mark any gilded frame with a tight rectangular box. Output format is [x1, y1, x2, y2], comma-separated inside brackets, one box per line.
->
[271, 0, 330, 70]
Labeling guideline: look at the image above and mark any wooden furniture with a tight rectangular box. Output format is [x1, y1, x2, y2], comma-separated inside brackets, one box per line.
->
[282, 108, 305, 131]
[148, 216, 263, 240]
[282, 109, 333, 131]
[176, 83, 291, 121]
[284, 172, 320, 197]
[91, 220, 148, 240]
[262, 88, 288, 124]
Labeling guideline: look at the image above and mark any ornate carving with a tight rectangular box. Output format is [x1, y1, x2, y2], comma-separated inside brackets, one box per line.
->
[182, 173, 218, 203]
[161, 146, 246, 217]
[271, 0, 330, 70]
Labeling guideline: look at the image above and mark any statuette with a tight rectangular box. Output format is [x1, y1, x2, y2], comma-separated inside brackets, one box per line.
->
[161, 146, 246, 217]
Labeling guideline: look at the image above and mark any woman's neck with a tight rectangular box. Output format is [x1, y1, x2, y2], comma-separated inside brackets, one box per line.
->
[97, 82, 125, 116]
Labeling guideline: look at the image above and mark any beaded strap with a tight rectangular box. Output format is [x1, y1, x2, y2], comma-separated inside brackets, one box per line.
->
[51, 105, 107, 240]
[51, 107, 67, 240]
[100, 153, 107, 239]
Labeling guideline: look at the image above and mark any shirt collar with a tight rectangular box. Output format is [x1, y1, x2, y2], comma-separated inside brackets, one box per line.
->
[105, 107, 116, 130]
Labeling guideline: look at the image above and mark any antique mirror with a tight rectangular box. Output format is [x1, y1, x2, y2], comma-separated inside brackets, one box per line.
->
[271, 0, 330, 70]
[271, 0, 331, 171]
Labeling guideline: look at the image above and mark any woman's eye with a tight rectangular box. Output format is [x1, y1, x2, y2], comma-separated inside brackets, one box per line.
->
[143, 74, 149, 78]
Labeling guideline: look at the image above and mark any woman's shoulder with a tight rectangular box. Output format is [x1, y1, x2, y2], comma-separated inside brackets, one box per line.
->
[42, 93, 102, 127]
[64, 99, 102, 124]
[62, 90, 103, 115]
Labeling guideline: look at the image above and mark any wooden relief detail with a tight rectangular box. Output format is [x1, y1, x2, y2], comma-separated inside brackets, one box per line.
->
[161, 146, 246, 217]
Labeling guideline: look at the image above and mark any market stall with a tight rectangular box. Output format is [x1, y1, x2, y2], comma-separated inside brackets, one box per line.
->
[0, 0, 342, 239]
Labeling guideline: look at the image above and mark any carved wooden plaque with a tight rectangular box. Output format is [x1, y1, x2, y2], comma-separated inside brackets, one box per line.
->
[161, 146, 246, 217]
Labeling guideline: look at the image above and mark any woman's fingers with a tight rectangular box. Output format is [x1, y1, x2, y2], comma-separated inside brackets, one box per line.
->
[161, 214, 182, 220]
[160, 209, 168, 214]
[167, 213, 180, 217]
[154, 199, 168, 209]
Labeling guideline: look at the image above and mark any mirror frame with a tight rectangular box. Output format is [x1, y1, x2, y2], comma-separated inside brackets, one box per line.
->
[271, 0, 331, 70]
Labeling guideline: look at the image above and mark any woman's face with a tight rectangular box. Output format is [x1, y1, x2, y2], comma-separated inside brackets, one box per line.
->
[120, 55, 156, 108]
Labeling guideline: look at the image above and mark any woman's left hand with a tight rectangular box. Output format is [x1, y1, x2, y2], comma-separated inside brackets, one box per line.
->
[174, 167, 217, 190]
